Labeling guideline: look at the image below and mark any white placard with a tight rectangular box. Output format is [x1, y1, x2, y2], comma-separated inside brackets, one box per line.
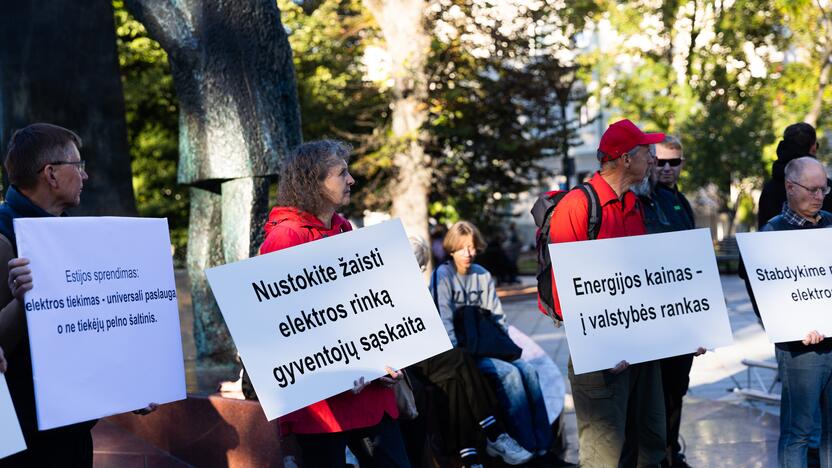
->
[737, 229, 832, 343]
[0, 374, 25, 459]
[15, 217, 186, 430]
[205, 219, 452, 421]
[549, 228, 733, 374]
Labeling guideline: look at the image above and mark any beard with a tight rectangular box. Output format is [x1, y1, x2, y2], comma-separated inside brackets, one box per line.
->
[630, 174, 653, 197]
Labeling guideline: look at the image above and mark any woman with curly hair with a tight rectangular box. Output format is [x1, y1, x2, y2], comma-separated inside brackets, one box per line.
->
[261, 140, 409, 467]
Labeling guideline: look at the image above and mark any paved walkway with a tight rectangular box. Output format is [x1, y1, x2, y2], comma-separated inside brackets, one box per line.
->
[501, 274, 779, 467]
[92, 274, 781, 466]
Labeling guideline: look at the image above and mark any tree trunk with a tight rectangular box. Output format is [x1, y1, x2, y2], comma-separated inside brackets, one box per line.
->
[364, 0, 431, 245]
[805, 47, 832, 128]
[0, 0, 137, 216]
[126, 0, 302, 363]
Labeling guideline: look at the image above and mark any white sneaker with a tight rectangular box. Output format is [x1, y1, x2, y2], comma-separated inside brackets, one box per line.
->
[486, 433, 533, 465]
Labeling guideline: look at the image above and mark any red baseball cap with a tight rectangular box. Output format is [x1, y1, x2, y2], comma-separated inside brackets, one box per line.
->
[598, 119, 665, 162]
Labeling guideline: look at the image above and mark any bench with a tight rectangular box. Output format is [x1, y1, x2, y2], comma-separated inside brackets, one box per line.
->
[715, 237, 740, 273]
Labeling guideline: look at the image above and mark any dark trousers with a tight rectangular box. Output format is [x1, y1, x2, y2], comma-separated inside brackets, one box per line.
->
[660, 354, 694, 459]
[0, 427, 93, 468]
[295, 415, 410, 468]
[569, 359, 666, 468]
[414, 347, 500, 452]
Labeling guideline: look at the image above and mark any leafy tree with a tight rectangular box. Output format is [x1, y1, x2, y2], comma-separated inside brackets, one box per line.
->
[598, 0, 783, 233]
[424, 0, 598, 234]
[0, 0, 136, 215]
[278, 0, 393, 214]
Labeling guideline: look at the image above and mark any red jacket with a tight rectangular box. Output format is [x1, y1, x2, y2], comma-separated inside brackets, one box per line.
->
[548, 172, 646, 318]
[260, 206, 399, 434]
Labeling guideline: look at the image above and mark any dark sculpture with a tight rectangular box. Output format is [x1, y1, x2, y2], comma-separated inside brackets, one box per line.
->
[126, 0, 302, 363]
[0, 0, 137, 216]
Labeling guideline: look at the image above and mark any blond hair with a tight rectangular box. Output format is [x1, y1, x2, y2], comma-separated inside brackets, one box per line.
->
[443, 221, 486, 255]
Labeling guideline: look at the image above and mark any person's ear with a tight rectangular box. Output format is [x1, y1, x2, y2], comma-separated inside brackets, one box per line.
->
[44, 165, 60, 188]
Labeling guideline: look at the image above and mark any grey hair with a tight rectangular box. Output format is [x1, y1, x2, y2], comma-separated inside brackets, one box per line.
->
[408, 235, 430, 271]
[599, 145, 648, 169]
[785, 156, 825, 182]
[657, 135, 683, 155]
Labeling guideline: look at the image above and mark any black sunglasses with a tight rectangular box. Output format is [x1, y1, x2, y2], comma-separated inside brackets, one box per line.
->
[655, 158, 682, 167]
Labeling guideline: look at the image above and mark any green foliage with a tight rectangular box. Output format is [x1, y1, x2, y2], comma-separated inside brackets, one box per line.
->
[425, 0, 599, 234]
[600, 0, 782, 230]
[279, 0, 391, 216]
[113, 0, 187, 263]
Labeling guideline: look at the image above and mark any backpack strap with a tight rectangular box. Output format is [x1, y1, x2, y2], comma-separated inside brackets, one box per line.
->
[577, 183, 603, 240]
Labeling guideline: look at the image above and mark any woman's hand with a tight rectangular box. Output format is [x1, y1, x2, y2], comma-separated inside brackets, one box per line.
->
[8, 258, 33, 301]
[352, 376, 370, 394]
[352, 367, 403, 394]
[377, 367, 403, 388]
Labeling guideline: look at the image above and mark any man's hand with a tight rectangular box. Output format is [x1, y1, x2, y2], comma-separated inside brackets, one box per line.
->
[610, 360, 629, 374]
[132, 403, 159, 416]
[0, 346, 6, 373]
[694, 347, 707, 356]
[803, 330, 825, 346]
[8, 258, 32, 301]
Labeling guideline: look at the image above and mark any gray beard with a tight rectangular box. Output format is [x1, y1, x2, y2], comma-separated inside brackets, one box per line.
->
[630, 176, 652, 197]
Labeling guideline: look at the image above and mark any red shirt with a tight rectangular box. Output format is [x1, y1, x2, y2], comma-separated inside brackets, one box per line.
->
[260, 206, 398, 435]
[548, 172, 646, 318]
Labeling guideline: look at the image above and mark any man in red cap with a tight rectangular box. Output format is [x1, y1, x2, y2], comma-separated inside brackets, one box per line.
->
[549, 119, 666, 467]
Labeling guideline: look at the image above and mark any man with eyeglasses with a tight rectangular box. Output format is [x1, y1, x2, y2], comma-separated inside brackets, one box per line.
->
[549, 119, 667, 468]
[0, 123, 93, 467]
[758, 123, 832, 229]
[760, 156, 832, 467]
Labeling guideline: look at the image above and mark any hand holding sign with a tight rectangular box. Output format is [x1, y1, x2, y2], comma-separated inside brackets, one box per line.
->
[8, 257, 32, 300]
[206, 219, 452, 420]
[14, 217, 186, 430]
[549, 228, 732, 374]
[737, 229, 832, 343]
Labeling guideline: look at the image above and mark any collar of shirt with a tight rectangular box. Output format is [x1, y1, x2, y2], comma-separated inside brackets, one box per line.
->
[781, 203, 820, 227]
[589, 171, 639, 212]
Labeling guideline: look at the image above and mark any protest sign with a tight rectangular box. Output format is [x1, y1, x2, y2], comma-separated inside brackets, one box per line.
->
[205, 219, 452, 421]
[0, 374, 25, 459]
[15, 217, 186, 430]
[549, 228, 733, 374]
[737, 229, 832, 343]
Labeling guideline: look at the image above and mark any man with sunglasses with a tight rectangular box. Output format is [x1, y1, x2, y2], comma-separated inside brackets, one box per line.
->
[650, 136, 699, 468]
[653, 136, 694, 233]
[761, 157, 832, 467]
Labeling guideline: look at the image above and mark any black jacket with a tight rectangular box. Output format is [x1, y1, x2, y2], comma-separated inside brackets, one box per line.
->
[757, 140, 832, 228]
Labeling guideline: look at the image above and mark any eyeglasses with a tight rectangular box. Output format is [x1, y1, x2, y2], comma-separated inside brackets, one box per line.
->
[788, 179, 831, 196]
[454, 246, 477, 256]
[38, 160, 86, 173]
[655, 158, 683, 168]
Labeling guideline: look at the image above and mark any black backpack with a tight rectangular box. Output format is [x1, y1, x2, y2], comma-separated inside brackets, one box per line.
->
[531, 183, 602, 324]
